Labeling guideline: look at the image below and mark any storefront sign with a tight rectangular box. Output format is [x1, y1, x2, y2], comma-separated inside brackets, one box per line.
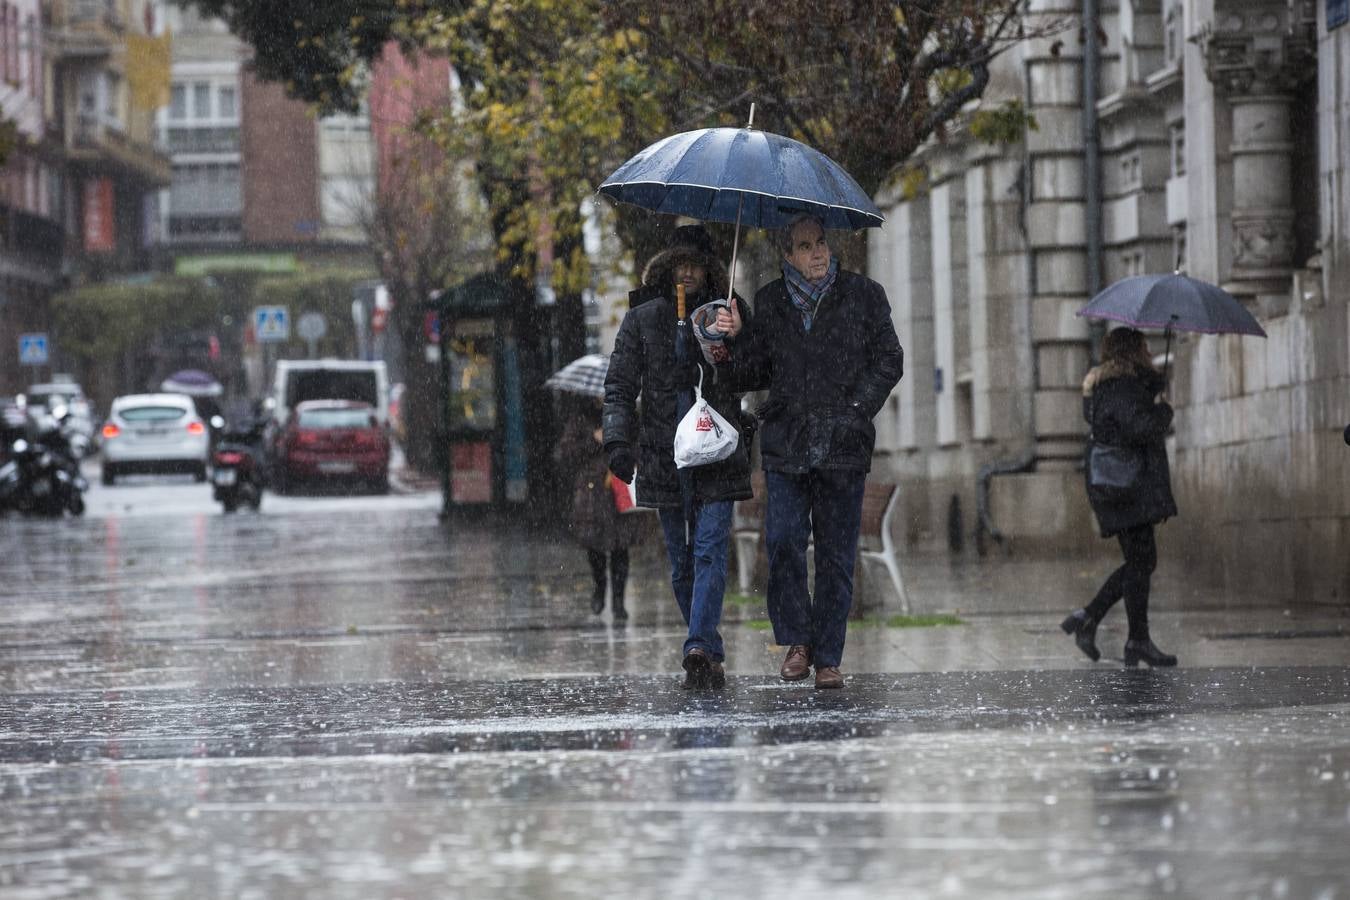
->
[82, 178, 115, 252]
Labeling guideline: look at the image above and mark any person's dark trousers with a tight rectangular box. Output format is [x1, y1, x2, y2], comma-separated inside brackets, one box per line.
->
[1084, 523, 1156, 641]
[658, 500, 733, 662]
[764, 469, 867, 669]
[586, 549, 630, 602]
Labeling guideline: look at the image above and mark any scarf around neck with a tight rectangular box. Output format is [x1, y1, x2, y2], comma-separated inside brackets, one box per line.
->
[783, 256, 838, 331]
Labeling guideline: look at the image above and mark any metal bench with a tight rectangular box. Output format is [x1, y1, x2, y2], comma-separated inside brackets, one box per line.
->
[856, 481, 912, 613]
[733, 475, 911, 613]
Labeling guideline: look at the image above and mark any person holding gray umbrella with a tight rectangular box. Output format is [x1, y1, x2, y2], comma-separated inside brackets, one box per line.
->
[1061, 326, 1178, 667]
[1062, 273, 1266, 666]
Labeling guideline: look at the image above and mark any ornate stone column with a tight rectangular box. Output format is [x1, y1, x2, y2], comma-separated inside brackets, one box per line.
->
[1198, 1, 1316, 297]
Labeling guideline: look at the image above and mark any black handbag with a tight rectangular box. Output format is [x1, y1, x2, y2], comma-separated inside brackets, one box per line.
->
[1087, 396, 1142, 500]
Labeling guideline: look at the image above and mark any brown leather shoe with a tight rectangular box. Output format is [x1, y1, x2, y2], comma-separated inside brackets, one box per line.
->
[709, 661, 726, 690]
[814, 666, 844, 690]
[780, 645, 812, 682]
[682, 648, 712, 690]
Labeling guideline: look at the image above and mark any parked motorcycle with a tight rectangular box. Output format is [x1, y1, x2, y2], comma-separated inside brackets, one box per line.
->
[210, 415, 266, 513]
[0, 406, 88, 517]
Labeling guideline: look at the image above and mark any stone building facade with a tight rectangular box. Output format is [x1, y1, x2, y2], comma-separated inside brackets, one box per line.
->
[868, 0, 1349, 605]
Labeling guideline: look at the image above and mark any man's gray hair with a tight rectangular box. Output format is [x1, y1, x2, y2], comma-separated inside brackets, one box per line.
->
[777, 213, 826, 254]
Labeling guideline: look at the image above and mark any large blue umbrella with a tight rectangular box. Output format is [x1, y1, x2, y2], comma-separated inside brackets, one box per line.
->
[598, 126, 884, 230]
[599, 106, 884, 291]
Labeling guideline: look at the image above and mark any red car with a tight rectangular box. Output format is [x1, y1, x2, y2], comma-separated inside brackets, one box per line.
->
[274, 400, 390, 493]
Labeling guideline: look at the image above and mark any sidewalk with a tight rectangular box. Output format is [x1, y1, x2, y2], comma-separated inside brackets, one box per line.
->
[617, 544, 1350, 678]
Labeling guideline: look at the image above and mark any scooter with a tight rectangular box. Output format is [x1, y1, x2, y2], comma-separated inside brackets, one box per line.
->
[0, 406, 87, 517]
[210, 415, 266, 513]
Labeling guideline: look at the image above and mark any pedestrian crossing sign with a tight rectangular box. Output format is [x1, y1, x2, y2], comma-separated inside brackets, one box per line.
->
[253, 306, 290, 343]
[18, 333, 48, 366]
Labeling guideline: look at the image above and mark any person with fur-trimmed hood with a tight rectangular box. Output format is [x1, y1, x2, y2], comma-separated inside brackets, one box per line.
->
[1061, 326, 1179, 668]
[602, 224, 753, 690]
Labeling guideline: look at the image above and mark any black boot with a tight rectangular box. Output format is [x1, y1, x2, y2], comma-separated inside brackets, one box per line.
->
[1123, 638, 1177, 667]
[590, 585, 605, 616]
[609, 550, 629, 623]
[1060, 609, 1101, 662]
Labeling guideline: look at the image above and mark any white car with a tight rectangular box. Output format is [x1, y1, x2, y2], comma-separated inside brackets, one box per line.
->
[100, 394, 210, 485]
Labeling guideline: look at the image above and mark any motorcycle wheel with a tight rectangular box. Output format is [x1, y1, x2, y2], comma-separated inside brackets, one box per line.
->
[68, 493, 85, 517]
[248, 486, 263, 510]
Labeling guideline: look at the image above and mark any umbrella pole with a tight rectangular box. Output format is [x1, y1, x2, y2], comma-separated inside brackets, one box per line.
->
[727, 194, 744, 301]
[723, 104, 754, 301]
[1162, 325, 1173, 388]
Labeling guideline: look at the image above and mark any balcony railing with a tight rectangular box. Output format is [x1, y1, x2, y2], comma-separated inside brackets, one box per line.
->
[161, 126, 241, 156]
[62, 0, 124, 29]
[0, 203, 65, 262]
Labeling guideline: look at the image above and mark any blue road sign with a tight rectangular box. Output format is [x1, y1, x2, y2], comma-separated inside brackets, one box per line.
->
[18, 333, 48, 366]
[253, 306, 290, 342]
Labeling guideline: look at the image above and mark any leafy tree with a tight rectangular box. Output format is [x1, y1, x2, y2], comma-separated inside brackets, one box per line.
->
[603, 1, 1045, 197]
[353, 78, 494, 471]
[177, 0, 1050, 280]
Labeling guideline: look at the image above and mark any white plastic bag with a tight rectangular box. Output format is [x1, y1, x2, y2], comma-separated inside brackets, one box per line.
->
[673, 366, 739, 469]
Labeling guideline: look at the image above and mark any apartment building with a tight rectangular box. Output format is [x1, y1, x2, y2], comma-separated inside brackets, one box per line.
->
[156, 2, 372, 275]
[0, 0, 169, 391]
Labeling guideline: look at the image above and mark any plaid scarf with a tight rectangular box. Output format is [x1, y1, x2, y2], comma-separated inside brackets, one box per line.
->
[783, 256, 838, 332]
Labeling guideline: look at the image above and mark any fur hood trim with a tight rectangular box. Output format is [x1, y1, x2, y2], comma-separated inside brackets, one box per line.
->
[641, 245, 729, 299]
[1082, 358, 1144, 397]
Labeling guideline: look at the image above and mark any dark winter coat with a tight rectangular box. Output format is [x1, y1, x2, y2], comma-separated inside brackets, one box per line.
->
[603, 291, 754, 509]
[1083, 361, 1178, 537]
[719, 269, 903, 474]
[558, 416, 643, 552]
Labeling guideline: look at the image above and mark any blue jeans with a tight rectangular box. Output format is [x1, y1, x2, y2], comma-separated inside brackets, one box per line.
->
[658, 500, 733, 662]
[764, 469, 866, 668]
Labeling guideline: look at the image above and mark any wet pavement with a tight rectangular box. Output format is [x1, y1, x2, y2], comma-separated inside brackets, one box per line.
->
[2, 473, 1349, 897]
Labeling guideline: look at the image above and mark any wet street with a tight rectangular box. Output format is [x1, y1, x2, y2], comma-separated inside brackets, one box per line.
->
[2, 474, 1349, 898]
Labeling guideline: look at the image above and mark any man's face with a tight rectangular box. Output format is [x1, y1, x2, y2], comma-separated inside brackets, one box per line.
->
[674, 260, 707, 294]
[784, 220, 830, 280]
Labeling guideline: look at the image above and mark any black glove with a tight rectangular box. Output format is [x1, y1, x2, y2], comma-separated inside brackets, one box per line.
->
[738, 411, 759, 445]
[674, 357, 706, 391]
[607, 445, 635, 483]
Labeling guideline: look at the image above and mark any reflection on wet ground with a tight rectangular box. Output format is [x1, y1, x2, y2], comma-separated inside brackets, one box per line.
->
[2, 703, 1348, 898]
[2, 488, 1349, 898]
[3, 667, 1349, 761]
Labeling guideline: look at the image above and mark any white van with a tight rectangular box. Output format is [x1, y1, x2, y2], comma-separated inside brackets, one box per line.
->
[270, 360, 390, 427]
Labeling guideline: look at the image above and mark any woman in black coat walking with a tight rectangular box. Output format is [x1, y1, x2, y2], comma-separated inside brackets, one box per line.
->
[1061, 327, 1179, 667]
[558, 398, 642, 620]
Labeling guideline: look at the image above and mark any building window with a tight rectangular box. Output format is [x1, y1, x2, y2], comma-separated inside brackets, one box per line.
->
[218, 85, 236, 119]
[170, 83, 187, 119]
[1164, 3, 1182, 66]
[5, 4, 16, 85]
[26, 14, 38, 100]
[1170, 124, 1185, 177]
[192, 81, 210, 118]
[1172, 226, 1187, 273]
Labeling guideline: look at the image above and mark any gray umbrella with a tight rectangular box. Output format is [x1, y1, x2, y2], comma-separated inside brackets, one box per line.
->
[1077, 273, 1267, 336]
[1077, 272, 1267, 379]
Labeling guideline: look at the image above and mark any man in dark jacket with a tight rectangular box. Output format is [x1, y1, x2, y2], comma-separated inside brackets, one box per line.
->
[716, 213, 903, 689]
[603, 224, 754, 690]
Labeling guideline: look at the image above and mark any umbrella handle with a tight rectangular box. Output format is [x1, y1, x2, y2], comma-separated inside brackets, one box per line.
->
[676, 282, 685, 319]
